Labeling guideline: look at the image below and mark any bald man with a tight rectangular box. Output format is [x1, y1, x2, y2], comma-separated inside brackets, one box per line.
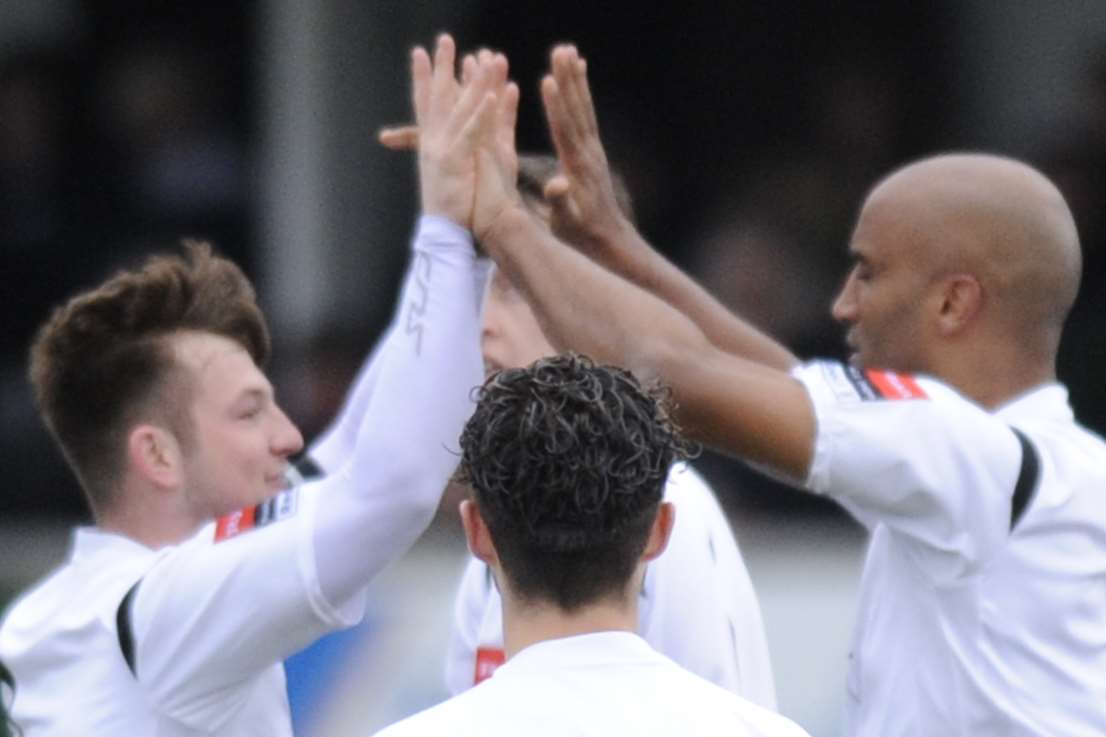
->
[466, 44, 1106, 737]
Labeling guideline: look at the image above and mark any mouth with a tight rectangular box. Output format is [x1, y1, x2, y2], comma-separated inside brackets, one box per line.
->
[842, 334, 862, 366]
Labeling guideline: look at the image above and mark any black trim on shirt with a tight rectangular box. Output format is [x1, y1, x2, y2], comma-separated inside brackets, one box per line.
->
[116, 581, 140, 676]
[1010, 428, 1041, 531]
[0, 658, 13, 692]
[295, 456, 325, 481]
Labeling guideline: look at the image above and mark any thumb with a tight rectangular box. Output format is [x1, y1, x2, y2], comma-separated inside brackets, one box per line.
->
[378, 125, 419, 150]
[544, 174, 572, 205]
[544, 175, 577, 223]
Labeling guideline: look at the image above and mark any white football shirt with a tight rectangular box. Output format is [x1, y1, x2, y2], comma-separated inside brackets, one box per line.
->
[384, 631, 806, 737]
[795, 360, 1106, 736]
[444, 463, 777, 708]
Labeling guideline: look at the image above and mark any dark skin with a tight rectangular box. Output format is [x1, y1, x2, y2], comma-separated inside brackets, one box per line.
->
[466, 45, 1081, 483]
[382, 42, 1080, 480]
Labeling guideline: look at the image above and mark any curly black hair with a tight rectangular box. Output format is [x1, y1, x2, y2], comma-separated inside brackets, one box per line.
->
[459, 353, 695, 611]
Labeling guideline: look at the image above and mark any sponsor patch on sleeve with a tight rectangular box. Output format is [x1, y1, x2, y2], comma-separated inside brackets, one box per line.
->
[816, 362, 928, 402]
[214, 486, 300, 543]
[473, 646, 506, 685]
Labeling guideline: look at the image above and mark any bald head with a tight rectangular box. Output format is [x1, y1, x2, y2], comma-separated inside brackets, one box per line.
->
[865, 153, 1080, 345]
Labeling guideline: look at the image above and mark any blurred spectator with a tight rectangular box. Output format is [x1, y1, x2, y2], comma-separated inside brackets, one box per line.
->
[1042, 47, 1106, 436]
[93, 39, 249, 271]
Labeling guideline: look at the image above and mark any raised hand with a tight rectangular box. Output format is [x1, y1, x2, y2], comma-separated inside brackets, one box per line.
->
[540, 45, 631, 252]
[472, 69, 522, 242]
[412, 35, 498, 230]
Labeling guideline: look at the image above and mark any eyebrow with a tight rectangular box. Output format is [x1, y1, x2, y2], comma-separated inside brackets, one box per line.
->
[847, 245, 870, 263]
[233, 386, 272, 406]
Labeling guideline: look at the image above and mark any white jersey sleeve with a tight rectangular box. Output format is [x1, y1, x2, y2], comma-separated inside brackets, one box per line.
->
[794, 360, 1028, 583]
[308, 254, 492, 474]
[129, 214, 484, 728]
[127, 488, 342, 729]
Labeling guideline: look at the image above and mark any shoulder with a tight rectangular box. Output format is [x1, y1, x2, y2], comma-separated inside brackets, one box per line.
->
[792, 359, 964, 408]
[0, 567, 68, 651]
[2, 546, 146, 639]
[663, 665, 809, 736]
[0, 549, 151, 682]
[373, 690, 479, 737]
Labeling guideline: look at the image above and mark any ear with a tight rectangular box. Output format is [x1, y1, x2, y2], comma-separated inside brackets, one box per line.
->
[641, 501, 676, 563]
[460, 499, 500, 567]
[935, 273, 983, 337]
[127, 424, 184, 490]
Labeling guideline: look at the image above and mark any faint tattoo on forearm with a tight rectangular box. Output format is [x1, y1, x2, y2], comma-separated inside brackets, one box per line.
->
[404, 252, 433, 356]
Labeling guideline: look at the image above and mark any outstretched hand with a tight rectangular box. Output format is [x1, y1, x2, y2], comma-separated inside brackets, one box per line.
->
[540, 45, 632, 253]
[411, 35, 502, 230]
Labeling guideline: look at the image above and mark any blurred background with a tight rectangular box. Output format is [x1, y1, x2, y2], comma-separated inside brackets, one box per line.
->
[2, 1, 1106, 735]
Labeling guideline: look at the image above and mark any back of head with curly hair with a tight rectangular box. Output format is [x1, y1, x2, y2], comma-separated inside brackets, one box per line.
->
[28, 241, 269, 515]
[459, 353, 695, 611]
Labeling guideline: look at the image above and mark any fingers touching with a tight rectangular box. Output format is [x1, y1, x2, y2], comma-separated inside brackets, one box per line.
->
[406, 34, 519, 228]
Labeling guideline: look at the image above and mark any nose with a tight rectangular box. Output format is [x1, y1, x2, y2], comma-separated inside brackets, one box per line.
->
[272, 406, 305, 457]
[832, 269, 858, 323]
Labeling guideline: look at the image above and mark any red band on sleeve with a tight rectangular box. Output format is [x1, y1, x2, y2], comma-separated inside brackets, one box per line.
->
[865, 370, 927, 400]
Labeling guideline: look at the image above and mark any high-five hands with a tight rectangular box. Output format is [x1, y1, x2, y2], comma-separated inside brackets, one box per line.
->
[388, 42, 627, 252]
[472, 59, 521, 242]
[412, 35, 509, 231]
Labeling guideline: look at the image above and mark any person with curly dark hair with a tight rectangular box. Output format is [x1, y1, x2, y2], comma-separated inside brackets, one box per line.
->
[373, 354, 809, 737]
[434, 154, 776, 707]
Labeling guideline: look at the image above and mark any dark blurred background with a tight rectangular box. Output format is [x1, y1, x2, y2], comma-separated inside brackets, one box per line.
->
[2, 3, 1105, 732]
[4, 0, 1106, 524]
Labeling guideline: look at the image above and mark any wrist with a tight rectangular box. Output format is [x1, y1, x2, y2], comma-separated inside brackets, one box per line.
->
[576, 213, 639, 261]
[476, 203, 531, 258]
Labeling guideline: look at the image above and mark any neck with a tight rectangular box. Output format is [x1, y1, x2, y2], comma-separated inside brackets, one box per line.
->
[97, 487, 204, 550]
[935, 339, 1055, 410]
[501, 589, 638, 659]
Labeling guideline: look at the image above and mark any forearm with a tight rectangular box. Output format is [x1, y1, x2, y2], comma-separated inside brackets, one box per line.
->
[307, 255, 491, 474]
[313, 215, 483, 603]
[486, 207, 699, 379]
[592, 220, 798, 370]
[482, 207, 814, 477]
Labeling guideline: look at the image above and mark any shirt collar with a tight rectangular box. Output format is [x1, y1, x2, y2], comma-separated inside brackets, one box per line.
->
[70, 526, 156, 563]
[993, 382, 1073, 423]
[494, 631, 660, 677]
